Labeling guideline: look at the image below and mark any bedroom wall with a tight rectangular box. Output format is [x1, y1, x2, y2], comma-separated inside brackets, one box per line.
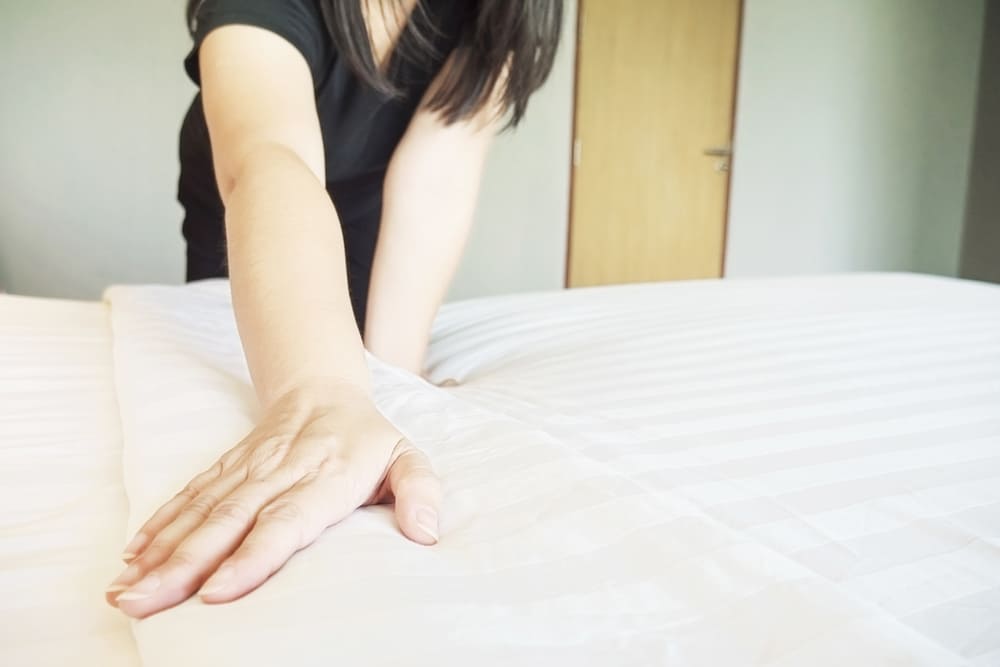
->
[446, 0, 576, 301]
[960, 0, 1000, 285]
[0, 1, 190, 298]
[725, 0, 985, 278]
[0, 1, 576, 301]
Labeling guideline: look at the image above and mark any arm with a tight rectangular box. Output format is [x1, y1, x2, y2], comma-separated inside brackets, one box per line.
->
[364, 60, 503, 374]
[107, 25, 441, 619]
[203, 25, 368, 404]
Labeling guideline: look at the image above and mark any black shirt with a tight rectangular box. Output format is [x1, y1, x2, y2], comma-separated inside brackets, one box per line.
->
[178, 0, 463, 330]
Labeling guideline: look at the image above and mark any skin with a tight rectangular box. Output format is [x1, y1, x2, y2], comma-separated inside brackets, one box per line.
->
[106, 2, 500, 618]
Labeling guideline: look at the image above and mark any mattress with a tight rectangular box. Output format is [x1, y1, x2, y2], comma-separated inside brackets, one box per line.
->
[0, 296, 139, 667]
[102, 273, 1000, 666]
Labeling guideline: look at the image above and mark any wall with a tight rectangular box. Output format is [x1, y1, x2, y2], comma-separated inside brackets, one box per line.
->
[0, 1, 576, 301]
[448, 0, 576, 301]
[960, 0, 1000, 284]
[0, 1, 191, 298]
[725, 0, 985, 278]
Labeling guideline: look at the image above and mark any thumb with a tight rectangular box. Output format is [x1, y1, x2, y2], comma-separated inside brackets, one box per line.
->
[386, 440, 442, 546]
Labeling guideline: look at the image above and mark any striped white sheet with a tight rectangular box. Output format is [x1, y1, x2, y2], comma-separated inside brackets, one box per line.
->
[106, 273, 1000, 666]
[0, 296, 139, 667]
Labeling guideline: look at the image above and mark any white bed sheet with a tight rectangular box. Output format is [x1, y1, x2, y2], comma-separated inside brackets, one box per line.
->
[426, 273, 1000, 664]
[106, 273, 1000, 666]
[0, 296, 139, 667]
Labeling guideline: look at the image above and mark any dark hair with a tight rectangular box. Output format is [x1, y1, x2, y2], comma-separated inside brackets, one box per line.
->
[186, 0, 563, 128]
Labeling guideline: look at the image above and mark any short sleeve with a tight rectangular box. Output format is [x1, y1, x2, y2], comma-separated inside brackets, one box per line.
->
[184, 0, 330, 88]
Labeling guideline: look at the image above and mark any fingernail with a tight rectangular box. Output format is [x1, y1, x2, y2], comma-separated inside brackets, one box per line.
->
[415, 507, 439, 543]
[116, 573, 161, 601]
[105, 584, 129, 594]
[122, 533, 149, 561]
[199, 564, 234, 597]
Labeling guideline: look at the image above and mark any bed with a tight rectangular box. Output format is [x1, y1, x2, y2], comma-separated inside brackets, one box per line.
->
[0, 296, 139, 666]
[2, 273, 999, 666]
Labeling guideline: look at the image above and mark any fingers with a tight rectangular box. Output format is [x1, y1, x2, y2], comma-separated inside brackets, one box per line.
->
[120, 461, 226, 561]
[192, 440, 443, 604]
[111, 477, 290, 618]
[109, 428, 442, 617]
[386, 440, 442, 546]
[199, 476, 338, 603]
[120, 471, 246, 571]
[108, 471, 245, 607]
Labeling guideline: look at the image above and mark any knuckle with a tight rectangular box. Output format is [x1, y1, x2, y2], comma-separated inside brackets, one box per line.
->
[264, 465, 302, 489]
[189, 461, 223, 488]
[260, 500, 305, 524]
[244, 466, 271, 483]
[320, 452, 351, 476]
[258, 434, 292, 452]
[258, 500, 313, 549]
[392, 475, 427, 500]
[391, 441, 432, 472]
[410, 465, 439, 485]
[145, 538, 171, 556]
[294, 467, 322, 485]
[219, 447, 245, 469]
[133, 542, 170, 570]
[316, 431, 343, 450]
[167, 549, 197, 569]
[296, 425, 342, 453]
[208, 499, 253, 525]
[183, 494, 219, 521]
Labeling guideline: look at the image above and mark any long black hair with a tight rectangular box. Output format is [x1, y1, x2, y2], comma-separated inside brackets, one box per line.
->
[186, 0, 564, 128]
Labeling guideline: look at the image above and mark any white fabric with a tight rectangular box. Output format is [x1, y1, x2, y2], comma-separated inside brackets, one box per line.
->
[105, 273, 1000, 666]
[0, 296, 139, 667]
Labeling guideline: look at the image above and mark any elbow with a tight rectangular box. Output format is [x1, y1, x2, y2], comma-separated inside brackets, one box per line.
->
[214, 141, 325, 206]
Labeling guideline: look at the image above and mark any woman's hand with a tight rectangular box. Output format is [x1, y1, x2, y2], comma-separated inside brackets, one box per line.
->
[105, 381, 441, 619]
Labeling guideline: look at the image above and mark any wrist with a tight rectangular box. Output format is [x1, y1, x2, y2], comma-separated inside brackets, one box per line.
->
[262, 375, 373, 410]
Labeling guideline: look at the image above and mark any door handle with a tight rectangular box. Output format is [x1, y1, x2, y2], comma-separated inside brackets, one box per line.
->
[703, 146, 732, 172]
[703, 146, 732, 157]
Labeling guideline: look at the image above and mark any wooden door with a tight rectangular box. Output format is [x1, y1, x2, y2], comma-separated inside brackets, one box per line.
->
[567, 0, 742, 287]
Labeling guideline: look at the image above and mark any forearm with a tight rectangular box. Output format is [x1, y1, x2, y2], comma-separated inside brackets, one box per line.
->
[224, 143, 370, 407]
[364, 115, 493, 373]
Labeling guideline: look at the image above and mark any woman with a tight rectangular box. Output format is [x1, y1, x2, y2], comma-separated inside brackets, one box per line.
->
[106, 0, 562, 618]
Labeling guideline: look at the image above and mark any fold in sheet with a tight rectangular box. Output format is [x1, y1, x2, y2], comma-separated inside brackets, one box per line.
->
[106, 275, 1000, 666]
